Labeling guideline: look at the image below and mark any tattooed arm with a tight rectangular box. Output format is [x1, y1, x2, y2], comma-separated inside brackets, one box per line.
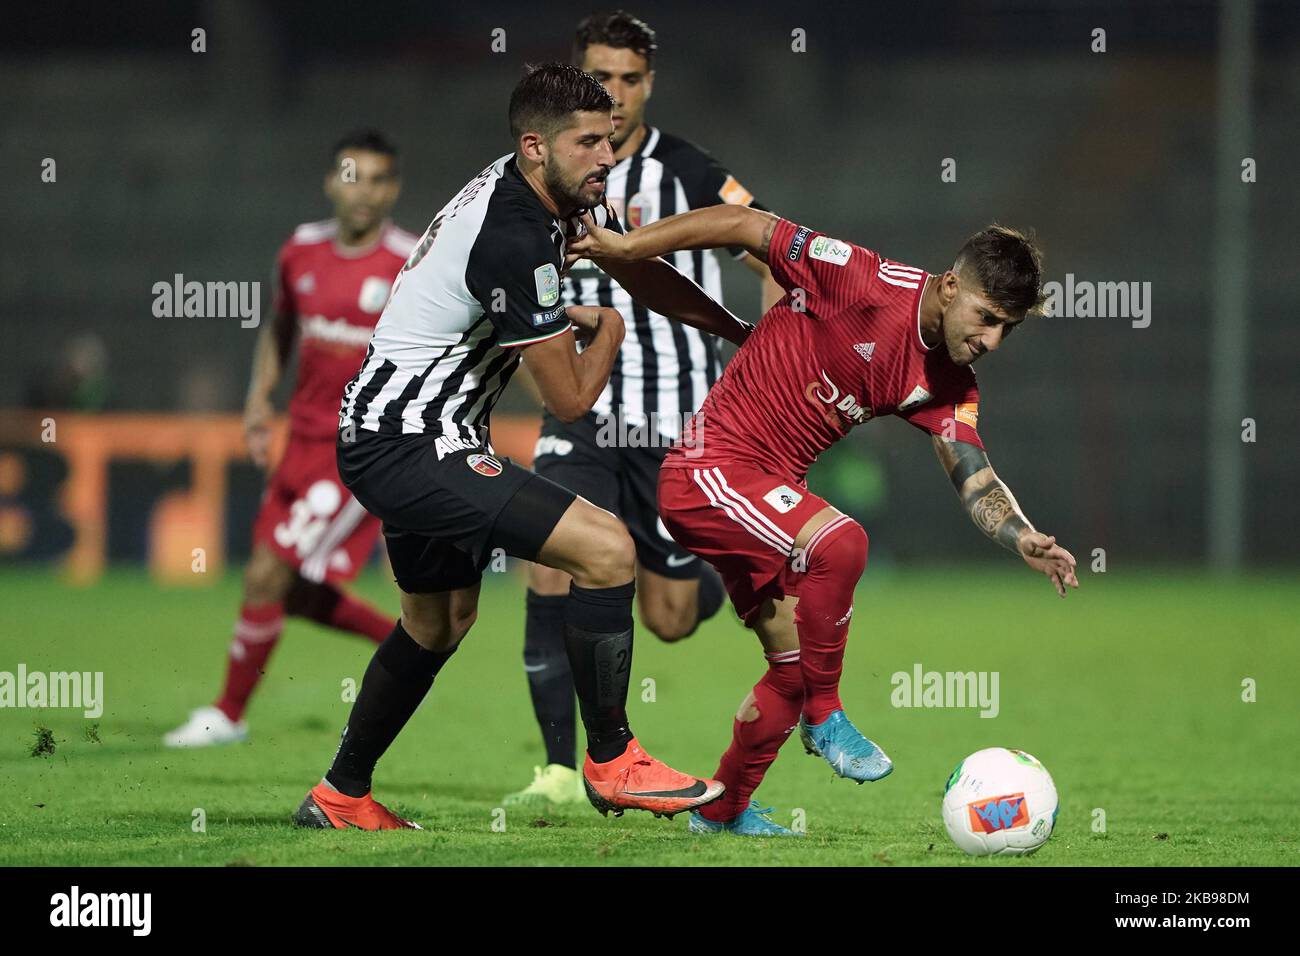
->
[932, 435, 1080, 598]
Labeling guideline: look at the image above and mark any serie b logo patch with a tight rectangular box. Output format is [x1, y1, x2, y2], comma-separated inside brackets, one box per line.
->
[467, 453, 503, 477]
[967, 793, 1029, 833]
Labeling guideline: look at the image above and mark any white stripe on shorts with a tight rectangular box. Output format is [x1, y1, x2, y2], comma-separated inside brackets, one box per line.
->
[704, 467, 795, 547]
[299, 496, 369, 583]
[692, 469, 792, 556]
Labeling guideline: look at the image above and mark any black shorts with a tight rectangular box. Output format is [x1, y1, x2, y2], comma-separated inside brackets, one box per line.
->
[337, 429, 575, 594]
[533, 410, 701, 580]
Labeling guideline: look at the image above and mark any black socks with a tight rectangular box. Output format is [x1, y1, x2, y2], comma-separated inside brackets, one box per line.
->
[326, 621, 456, 797]
[564, 581, 635, 763]
[523, 590, 577, 769]
[686, 564, 728, 639]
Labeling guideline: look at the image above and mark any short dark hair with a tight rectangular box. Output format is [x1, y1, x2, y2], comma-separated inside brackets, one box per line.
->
[330, 129, 399, 172]
[953, 224, 1046, 316]
[573, 10, 658, 69]
[508, 62, 615, 142]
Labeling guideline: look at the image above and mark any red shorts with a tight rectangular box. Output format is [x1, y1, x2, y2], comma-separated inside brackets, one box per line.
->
[251, 431, 381, 584]
[658, 460, 831, 626]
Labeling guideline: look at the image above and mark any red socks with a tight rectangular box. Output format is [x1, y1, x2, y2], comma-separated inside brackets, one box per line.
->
[214, 585, 392, 723]
[700, 651, 804, 823]
[793, 516, 867, 725]
[215, 602, 284, 722]
[308, 586, 392, 643]
[702, 517, 869, 822]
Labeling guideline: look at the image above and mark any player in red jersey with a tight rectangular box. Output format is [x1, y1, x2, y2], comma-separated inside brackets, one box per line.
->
[165, 130, 417, 748]
[570, 206, 1079, 835]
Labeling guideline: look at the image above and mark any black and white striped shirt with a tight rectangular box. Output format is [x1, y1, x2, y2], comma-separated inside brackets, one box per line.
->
[339, 154, 620, 453]
[561, 127, 764, 441]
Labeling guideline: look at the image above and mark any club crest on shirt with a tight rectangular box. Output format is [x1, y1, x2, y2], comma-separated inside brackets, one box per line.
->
[809, 236, 852, 266]
[467, 453, 503, 477]
[357, 276, 392, 313]
[295, 272, 316, 295]
[898, 384, 933, 411]
[534, 263, 560, 307]
[625, 192, 653, 229]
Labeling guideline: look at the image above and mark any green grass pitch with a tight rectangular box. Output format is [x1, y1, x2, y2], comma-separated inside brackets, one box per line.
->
[1, 565, 1296, 866]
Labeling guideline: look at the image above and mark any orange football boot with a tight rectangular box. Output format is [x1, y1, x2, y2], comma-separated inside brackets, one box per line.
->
[582, 738, 724, 818]
[293, 781, 421, 830]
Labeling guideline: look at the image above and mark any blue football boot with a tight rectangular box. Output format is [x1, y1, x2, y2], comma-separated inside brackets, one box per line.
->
[688, 801, 801, 837]
[799, 710, 893, 783]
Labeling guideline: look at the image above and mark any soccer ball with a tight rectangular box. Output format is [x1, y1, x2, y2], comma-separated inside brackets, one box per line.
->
[942, 747, 1058, 856]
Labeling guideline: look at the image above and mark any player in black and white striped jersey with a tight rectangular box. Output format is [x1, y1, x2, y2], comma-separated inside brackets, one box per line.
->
[506, 11, 784, 810]
[295, 63, 753, 830]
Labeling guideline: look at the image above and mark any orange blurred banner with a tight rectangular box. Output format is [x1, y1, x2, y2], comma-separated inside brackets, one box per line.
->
[0, 411, 541, 584]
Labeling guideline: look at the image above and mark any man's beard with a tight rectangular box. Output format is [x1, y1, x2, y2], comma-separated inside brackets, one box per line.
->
[545, 163, 603, 212]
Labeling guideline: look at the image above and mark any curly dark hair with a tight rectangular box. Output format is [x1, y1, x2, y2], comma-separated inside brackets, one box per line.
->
[953, 224, 1046, 316]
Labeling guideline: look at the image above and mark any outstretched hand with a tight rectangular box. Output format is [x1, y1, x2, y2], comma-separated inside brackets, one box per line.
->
[567, 212, 632, 262]
[1018, 530, 1079, 598]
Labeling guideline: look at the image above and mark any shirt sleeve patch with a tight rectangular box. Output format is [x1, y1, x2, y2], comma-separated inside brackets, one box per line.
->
[534, 263, 560, 307]
[531, 305, 566, 326]
[787, 226, 812, 262]
[809, 235, 853, 266]
[717, 175, 754, 206]
[955, 402, 979, 428]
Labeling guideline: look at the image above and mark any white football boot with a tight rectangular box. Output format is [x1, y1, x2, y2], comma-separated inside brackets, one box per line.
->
[163, 706, 248, 748]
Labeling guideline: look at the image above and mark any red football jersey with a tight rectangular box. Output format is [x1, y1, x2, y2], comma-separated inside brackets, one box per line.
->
[663, 218, 982, 482]
[273, 219, 417, 438]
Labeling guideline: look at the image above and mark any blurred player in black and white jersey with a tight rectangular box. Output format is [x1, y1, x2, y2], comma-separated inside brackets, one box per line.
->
[506, 11, 783, 809]
[293, 63, 754, 830]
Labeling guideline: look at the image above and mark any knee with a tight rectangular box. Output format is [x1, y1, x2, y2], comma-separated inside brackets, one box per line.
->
[575, 516, 635, 588]
[244, 550, 292, 604]
[401, 606, 474, 654]
[641, 599, 697, 643]
[450, 605, 478, 643]
[804, 517, 868, 577]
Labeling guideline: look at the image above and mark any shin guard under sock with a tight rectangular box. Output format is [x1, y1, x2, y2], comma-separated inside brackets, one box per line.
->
[326, 621, 455, 796]
[563, 581, 635, 763]
[524, 590, 578, 769]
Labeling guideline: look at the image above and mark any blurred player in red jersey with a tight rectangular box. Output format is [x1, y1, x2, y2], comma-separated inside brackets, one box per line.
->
[570, 206, 1079, 835]
[165, 130, 417, 748]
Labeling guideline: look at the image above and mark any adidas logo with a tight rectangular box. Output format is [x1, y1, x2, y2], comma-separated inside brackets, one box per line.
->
[854, 342, 875, 362]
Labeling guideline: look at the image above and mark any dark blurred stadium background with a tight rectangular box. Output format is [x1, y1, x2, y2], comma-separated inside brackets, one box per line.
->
[2, 0, 1297, 580]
